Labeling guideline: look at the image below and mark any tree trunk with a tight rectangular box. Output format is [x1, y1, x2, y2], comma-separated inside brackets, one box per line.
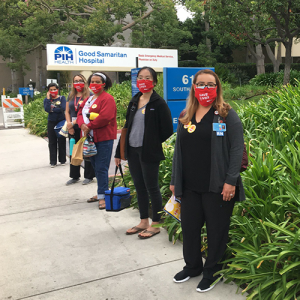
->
[247, 43, 265, 75]
[10, 58, 24, 93]
[265, 43, 280, 73]
[283, 41, 292, 85]
[255, 43, 265, 74]
[205, 21, 211, 52]
[276, 42, 282, 72]
[35, 47, 43, 91]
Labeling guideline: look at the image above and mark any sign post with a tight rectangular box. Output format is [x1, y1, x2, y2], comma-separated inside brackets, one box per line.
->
[163, 67, 215, 132]
[131, 68, 141, 97]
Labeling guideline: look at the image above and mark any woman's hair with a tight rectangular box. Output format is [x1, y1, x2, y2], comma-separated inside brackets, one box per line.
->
[137, 67, 157, 85]
[179, 69, 231, 125]
[69, 74, 90, 101]
[87, 72, 112, 90]
[47, 83, 59, 90]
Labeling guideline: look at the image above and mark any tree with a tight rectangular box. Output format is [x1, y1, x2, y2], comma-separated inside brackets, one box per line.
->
[131, 0, 192, 53]
[207, 0, 300, 84]
[0, 0, 160, 91]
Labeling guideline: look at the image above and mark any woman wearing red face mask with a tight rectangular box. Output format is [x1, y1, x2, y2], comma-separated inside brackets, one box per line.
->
[65, 74, 95, 186]
[170, 70, 245, 293]
[115, 67, 173, 239]
[44, 83, 67, 167]
[77, 72, 117, 209]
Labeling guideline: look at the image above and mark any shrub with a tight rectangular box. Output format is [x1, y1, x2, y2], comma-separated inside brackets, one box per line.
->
[250, 70, 300, 87]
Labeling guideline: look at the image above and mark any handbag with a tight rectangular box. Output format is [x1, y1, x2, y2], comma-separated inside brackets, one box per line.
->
[163, 195, 181, 222]
[105, 165, 132, 211]
[83, 134, 97, 158]
[240, 144, 248, 172]
[71, 137, 86, 166]
[120, 128, 127, 160]
[54, 120, 66, 138]
[59, 121, 68, 138]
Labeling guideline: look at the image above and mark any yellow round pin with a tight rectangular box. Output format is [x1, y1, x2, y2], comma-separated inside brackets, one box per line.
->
[184, 121, 191, 129]
[92, 104, 97, 109]
[56, 101, 61, 105]
[142, 108, 145, 114]
[188, 125, 196, 133]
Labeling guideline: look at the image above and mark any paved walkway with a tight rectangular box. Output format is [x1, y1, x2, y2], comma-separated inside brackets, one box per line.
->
[0, 128, 246, 300]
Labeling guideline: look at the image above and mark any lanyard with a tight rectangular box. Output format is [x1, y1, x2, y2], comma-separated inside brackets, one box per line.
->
[74, 96, 82, 111]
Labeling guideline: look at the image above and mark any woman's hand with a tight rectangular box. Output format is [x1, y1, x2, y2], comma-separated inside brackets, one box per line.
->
[81, 124, 90, 136]
[221, 183, 236, 201]
[67, 122, 73, 130]
[169, 185, 175, 195]
[46, 91, 51, 99]
[115, 158, 121, 166]
[68, 128, 75, 135]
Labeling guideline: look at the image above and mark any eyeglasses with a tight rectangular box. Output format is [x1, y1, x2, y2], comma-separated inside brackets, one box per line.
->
[74, 80, 84, 84]
[195, 83, 217, 89]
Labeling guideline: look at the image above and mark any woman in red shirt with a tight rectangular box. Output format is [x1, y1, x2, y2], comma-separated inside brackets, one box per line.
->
[77, 72, 117, 209]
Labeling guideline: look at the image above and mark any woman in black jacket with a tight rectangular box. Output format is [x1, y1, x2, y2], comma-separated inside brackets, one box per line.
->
[170, 69, 245, 293]
[43, 83, 66, 167]
[115, 67, 173, 239]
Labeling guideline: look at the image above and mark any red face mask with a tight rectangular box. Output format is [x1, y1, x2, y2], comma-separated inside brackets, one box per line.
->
[89, 83, 105, 94]
[137, 80, 154, 93]
[73, 82, 85, 92]
[194, 86, 217, 107]
[50, 90, 58, 98]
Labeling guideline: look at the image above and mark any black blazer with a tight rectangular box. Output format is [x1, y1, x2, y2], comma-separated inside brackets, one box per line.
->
[115, 90, 173, 163]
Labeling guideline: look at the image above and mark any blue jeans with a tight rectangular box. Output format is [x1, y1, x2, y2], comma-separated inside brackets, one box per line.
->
[90, 140, 114, 200]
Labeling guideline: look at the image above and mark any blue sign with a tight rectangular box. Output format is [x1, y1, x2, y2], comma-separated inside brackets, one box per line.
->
[167, 100, 187, 132]
[131, 68, 140, 97]
[163, 67, 215, 101]
[19, 87, 33, 97]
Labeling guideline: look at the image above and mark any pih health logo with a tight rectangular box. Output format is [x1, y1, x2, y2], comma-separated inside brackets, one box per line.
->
[54, 46, 74, 64]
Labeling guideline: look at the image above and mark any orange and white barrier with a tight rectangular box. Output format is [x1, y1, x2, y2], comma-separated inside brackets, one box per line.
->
[1, 94, 25, 128]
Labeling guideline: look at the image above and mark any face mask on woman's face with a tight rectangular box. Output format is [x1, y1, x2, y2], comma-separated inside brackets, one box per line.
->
[194, 86, 217, 107]
[136, 79, 154, 93]
[73, 82, 85, 92]
[89, 83, 105, 94]
[50, 90, 58, 98]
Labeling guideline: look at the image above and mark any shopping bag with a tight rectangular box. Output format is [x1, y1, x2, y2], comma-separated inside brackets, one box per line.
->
[54, 120, 66, 138]
[120, 128, 127, 160]
[71, 137, 86, 166]
[105, 165, 131, 211]
[83, 134, 97, 158]
[163, 195, 181, 222]
[59, 121, 68, 138]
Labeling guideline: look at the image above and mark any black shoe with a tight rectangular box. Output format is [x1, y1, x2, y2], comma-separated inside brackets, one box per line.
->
[66, 178, 80, 186]
[173, 270, 202, 283]
[196, 277, 223, 293]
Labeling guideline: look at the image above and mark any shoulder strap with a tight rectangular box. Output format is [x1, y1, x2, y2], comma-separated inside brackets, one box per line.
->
[110, 165, 127, 207]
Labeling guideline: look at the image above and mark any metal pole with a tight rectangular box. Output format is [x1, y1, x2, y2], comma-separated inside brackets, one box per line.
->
[136, 57, 138, 68]
[57, 72, 61, 94]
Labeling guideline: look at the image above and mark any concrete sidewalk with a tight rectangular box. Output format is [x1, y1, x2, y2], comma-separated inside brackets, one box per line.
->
[0, 128, 246, 300]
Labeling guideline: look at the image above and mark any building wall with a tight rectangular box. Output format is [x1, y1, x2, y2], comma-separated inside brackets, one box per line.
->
[0, 57, 13, 92]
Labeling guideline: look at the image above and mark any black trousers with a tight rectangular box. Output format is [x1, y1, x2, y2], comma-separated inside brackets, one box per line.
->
[127, 146, 162, 222]
[181, 189, 235, 280]
[47, 120, 66, 165]
[69, 125, 95, 180]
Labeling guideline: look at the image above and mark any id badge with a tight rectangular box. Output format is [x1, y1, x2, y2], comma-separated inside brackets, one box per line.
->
[213, 123, 226, 132]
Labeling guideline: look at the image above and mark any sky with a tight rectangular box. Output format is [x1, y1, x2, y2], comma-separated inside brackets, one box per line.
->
[175, 4, 194, 22]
